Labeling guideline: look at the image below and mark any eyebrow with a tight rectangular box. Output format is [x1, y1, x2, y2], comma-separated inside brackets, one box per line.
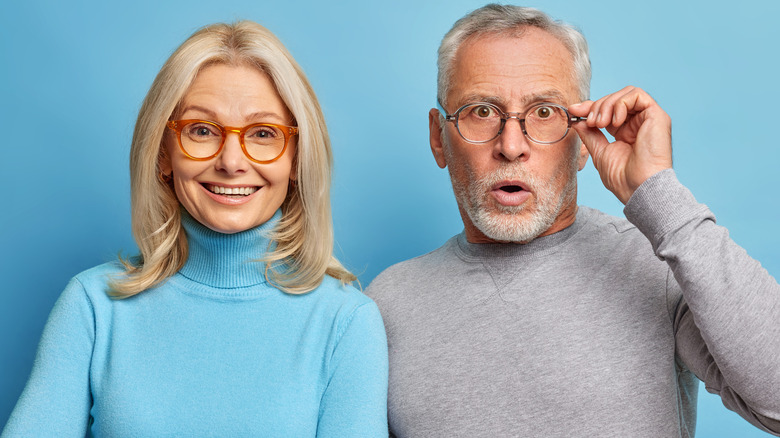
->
[179, 105, 218, 119]
[456, 90, 569, 111]
[178, 105, 288, 124]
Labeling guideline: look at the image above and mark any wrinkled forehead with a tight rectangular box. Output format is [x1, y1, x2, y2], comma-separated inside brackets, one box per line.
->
[449, 28, 579, 107]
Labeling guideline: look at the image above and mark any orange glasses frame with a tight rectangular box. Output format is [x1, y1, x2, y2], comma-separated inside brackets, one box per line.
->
[166, 120, 299, 164]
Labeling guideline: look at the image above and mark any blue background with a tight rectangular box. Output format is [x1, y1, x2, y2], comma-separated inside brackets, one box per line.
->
[1, 1, 778, 436]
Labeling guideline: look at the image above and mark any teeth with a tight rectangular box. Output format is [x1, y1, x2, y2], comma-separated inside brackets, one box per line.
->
[207, 185, 258, 196]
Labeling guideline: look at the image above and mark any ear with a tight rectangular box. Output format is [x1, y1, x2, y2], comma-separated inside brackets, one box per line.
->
[288, 139, 298, 182]
[577, 142, 589, 171]
[159, 141, 173, 177]
[429, 108, 447, 169]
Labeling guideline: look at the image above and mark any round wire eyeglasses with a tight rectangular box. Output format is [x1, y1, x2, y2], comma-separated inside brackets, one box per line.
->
[438, 101, 586, 144]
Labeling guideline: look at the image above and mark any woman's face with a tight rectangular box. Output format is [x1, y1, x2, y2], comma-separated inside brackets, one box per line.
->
[162, 63, 296, 234]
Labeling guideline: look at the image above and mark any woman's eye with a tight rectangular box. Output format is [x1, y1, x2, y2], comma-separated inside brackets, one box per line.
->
[187, 124, 218, 137]
[246, 125, 281, 140]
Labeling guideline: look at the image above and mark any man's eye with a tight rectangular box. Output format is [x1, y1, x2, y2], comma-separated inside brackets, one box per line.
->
[472, 105, 496, 118]
[534, 106, 553, 119]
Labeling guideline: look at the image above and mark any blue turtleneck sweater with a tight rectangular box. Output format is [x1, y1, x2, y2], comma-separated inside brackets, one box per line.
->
[3, 211, 388, 437]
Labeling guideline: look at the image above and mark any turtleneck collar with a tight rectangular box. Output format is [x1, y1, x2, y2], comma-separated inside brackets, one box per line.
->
[178, 209, 282, 289]
[455, 206, 590, 261]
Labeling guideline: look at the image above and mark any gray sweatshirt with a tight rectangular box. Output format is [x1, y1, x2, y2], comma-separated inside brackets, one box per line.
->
[366, 169, 780, 437]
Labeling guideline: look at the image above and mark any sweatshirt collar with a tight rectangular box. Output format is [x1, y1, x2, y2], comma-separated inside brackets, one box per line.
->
[455, 207, 589, 261]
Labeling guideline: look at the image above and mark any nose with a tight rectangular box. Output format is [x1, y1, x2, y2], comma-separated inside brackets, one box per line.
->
[215, 129, 249, 174]
[493, 114, 531, 162]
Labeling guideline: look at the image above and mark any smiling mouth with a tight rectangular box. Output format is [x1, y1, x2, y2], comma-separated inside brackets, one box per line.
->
[204, 184, 259, 197]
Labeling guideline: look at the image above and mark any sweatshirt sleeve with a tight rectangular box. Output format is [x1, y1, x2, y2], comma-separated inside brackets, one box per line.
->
[2, 278, 95, 438]
[624, 169, 780, 435]
[316, 301, 389, 438]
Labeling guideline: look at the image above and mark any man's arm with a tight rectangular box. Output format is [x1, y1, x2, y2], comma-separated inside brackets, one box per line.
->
[629, 169, 780, 434]
[570, 89, 780, 433]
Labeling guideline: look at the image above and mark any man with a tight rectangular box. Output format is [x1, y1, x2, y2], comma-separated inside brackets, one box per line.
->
[365, 4, 780, 437]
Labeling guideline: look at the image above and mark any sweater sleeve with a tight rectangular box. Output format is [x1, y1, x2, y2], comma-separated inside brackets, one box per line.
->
[2, 278, 95, 438]
[624, 169, 780, 435]
[316, 301, 389, 438]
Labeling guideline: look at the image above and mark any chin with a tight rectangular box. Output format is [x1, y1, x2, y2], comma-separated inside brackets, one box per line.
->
[475, 210, 550, 243]
[197, 214, 263, 235]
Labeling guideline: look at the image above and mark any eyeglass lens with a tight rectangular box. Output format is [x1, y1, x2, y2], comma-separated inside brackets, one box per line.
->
[180, 121, 286, 162]
[456, 103, 571, 143]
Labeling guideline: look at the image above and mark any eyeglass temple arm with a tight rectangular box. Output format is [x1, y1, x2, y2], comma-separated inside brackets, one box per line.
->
[436, 99, 458, 121]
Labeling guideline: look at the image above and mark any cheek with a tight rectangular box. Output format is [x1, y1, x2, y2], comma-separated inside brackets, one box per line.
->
[170, 156, 200, 185]
[168, 155, 209, 207]
[445, 151, 479, 195]
[255, 156, 295, 191]
[448, 143, 485, 177]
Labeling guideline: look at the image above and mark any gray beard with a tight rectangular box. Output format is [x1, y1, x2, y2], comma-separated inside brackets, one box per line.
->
[448, 150, 579, 243]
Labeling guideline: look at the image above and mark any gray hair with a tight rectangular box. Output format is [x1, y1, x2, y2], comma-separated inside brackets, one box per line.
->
[437, 4, 591, 106]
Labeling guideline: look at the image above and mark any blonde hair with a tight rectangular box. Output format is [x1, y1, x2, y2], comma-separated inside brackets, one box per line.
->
[111, 20, 355, 297]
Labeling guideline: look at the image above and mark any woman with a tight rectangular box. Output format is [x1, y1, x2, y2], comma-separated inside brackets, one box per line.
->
[2, 21, 387, 437]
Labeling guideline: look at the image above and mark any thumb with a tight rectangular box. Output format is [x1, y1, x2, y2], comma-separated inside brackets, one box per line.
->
[568, 100, 593, 117]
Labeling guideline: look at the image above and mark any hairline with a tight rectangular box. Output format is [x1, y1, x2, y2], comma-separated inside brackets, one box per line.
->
[437, 5, 591, 108]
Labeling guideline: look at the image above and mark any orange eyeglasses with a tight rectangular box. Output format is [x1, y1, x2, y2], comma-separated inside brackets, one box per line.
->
[166, 120, 299, 164]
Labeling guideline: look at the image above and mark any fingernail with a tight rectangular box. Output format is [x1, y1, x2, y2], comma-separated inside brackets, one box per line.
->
[588, 112, 594, 121]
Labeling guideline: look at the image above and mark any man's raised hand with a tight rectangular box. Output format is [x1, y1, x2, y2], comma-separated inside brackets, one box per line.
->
[569, 86, 673, 204]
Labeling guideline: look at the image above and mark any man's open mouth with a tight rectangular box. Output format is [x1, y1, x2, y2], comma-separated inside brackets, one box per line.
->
[499, 185, 524, 193]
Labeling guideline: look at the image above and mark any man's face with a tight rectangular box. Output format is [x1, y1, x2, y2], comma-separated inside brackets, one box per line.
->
[429, 28, 589, 244]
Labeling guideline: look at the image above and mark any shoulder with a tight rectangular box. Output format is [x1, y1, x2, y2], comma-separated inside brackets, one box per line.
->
[309, 275, 383, 331]
[71, 260, 126, 285]
[308, 277, 386, 347]
[60, 261, 127, 310]
[315, 275, 373, 306]
[366, 236, 460, 297]
[579, 206, 635, 233]
[577, 206, 650, 247]
[576, 206, 670, 281]
[364, 236, 468, 322]
[39, 261, 126, 337]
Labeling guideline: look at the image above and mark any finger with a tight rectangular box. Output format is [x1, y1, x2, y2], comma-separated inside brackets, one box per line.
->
[568, 100, 593, 117]
[612, 87, 659, 126]
[608, 89, 665, 141]
[585, 88, 622, 128]
[592, 86, 635, 129]
[612, 96, 630, 126]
